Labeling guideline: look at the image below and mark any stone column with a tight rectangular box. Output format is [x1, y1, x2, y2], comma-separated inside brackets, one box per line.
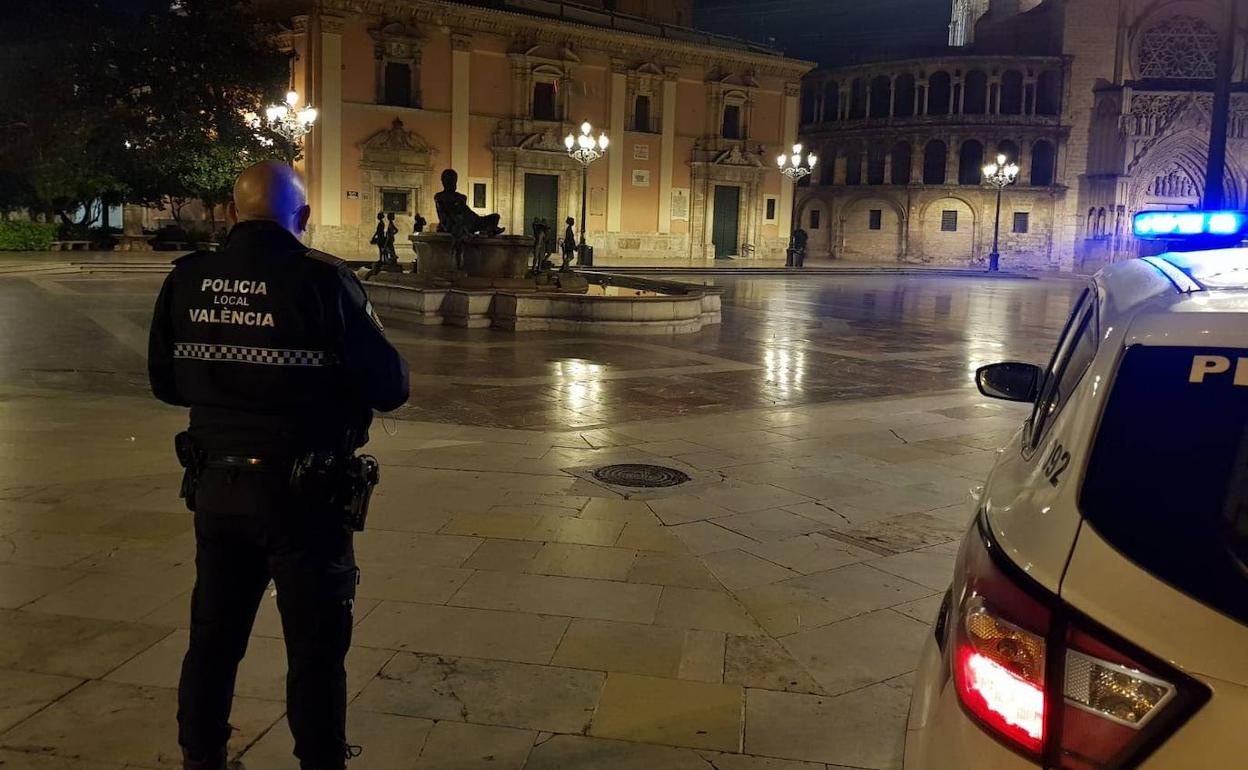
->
[317, 15, 344, 228]
[889, 75, 897, 117]
[883, 152, 893, 184]
[946, 136, 961, 184]
[607, 60, 627, 234]
[990, 80, 1001, 114]
[911, 138, 925, 182]
[778, 82, 800, 238]
[835, 152, 848, 185]
[1019, 139, 1033, 185]
[451, 33, 472, 178]
[658, 69, 678, 234]
[865, 82, 874, 118]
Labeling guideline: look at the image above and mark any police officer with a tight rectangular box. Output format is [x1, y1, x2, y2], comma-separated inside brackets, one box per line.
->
[148, 161, 409, 770]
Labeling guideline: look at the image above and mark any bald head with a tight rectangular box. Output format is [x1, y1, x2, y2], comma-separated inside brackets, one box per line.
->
[228, 160, 311, 237]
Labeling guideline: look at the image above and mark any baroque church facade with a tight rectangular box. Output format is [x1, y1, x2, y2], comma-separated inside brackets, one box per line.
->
[271, 0, 812, 262]
[796, 0, 1248, 271]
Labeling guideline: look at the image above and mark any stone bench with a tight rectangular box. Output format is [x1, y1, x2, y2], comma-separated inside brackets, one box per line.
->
[50, 240, 92, 251]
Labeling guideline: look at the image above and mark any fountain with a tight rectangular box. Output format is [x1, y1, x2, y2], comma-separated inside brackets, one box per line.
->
[363, 169, 721, 335]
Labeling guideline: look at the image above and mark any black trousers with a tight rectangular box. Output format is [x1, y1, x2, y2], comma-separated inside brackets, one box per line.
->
[177, 467, 357, 770]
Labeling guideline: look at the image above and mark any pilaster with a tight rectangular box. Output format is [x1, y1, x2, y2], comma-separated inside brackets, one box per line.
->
[607, 60, 627, 233]
[658, 69, 678, 234]
[451, 33, 472, 177]
[318, 15, 344, 228]
[778, 82, 800, 237]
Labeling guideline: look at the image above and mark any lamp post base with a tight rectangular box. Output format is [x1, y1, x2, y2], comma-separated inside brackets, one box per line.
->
[988, 251, 1000, 272]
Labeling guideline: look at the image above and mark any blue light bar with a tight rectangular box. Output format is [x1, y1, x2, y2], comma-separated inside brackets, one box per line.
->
[1133, 210, 1248, 240]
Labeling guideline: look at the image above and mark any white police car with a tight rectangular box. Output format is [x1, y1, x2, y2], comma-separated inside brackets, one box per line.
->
[904, 212, 1248, 770]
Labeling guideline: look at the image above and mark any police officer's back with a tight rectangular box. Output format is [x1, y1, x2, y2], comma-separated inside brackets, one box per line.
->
[148, 161, 409, 770]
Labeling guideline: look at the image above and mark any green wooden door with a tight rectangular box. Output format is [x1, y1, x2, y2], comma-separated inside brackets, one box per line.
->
[523, 174, 560, 237]
[712, 185, 741, 258]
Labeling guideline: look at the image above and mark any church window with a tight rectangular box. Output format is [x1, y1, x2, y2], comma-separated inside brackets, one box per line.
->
[383, 62, 413, 107]
[1138, 15, 1219, 79]
[867, 143, 886, 185]
[891, 142, 912, 184]
[941, 210, 959, 232]
[766, 197, 777, 221]
[381, 190, 409, 213]
[633, 94, 654, 132]
[923, 140, 947, 184]
[533, 81, 558, 121]
[809, 209, 821, 229]
[869, 210, 883, 230]
[849, 78, 868, 119]
[964, 70, 988, 114]
[1013, 212, 1030, 233]
[958, 139, 984, 185]
[722, 103, 742, 139]
[1030, 140, 1056, 186]
[928, 71, 952, 115]
[1000, 70, 1024, 115]
[894, 74, 916, 118]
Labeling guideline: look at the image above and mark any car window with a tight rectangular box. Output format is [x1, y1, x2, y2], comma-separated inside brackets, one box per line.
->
[1028, 289, 1097, 447]
[1081, 345, 1248, 626]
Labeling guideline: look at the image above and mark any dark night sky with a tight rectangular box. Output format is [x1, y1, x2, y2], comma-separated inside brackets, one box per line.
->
[693, 0, 954, 66]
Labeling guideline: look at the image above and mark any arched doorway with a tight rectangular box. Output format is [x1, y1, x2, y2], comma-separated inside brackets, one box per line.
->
[842, 197, 904, 262]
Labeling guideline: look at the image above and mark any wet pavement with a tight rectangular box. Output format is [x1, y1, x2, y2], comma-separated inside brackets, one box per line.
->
[0, 267, 1084, 769]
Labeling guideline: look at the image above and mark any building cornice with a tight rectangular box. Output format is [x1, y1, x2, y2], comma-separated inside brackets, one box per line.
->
[809, 53, 1069, 79]
[314, 0, 815, 78]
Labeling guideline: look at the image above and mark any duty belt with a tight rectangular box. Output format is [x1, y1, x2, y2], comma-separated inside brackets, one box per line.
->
[203, 455, 286, 469]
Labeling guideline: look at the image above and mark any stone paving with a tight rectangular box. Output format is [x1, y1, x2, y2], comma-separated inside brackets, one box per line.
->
[0, 268, 1083, 770]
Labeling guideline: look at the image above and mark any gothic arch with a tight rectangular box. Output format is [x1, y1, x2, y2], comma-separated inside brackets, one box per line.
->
[1128, 130, 1243, 210]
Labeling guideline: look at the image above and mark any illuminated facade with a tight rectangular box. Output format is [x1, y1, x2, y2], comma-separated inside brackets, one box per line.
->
[276, 0, 813, 261]
[799, 0, 1248, 271]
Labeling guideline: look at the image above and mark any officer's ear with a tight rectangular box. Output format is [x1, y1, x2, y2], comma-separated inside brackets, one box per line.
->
[295, 204, 312, 234]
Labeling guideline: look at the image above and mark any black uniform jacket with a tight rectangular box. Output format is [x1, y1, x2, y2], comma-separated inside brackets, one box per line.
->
[147, 221, 410, 457]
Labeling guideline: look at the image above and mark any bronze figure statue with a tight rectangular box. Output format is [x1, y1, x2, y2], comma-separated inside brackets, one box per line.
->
[435, 169, 504, 238]
[369, 212, 386, 264]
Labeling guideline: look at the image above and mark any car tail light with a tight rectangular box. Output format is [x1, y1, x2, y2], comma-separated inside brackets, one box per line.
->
[947, 516, 1208, 769]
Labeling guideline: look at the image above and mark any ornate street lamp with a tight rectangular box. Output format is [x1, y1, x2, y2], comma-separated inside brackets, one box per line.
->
[776, 143, 817, 182]
[245, 90, 318, 161]
[564, 121, 608, 265]
[982, 152, 1020, 272]
[777, 144, 817, 265]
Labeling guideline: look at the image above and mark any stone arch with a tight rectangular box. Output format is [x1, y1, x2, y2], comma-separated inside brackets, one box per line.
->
[1128, 130, 1243, 212]
[1036, 70, 1062, 115]
[891, 141, 913, 184]
[1000, 70, 1024, 115]
[840, 193, 908, 262]
[849, 78, 868, 119]
[959, 139, 985, 185]
[964, 70, 989, 114]
[894, 73, 916, 118]
[928, 71, 952, 115]
[923, 139, 948, 184]
[869, 75, 892, 117]
[919, 194, 979, 263]
[796, 195, 835, 256]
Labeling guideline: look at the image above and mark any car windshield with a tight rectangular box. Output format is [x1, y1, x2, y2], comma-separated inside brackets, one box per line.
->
[1081, 345, 1248, 626]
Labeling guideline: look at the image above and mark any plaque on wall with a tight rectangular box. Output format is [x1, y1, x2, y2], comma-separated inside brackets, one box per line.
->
[633, 144, 650, 161]
[671, 188, 690, 221]
[631, 170, 651, 187]
[345, 190, 359, 199]
[589, 187, 606, 216]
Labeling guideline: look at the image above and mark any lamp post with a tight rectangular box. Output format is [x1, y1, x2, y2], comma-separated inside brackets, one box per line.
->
[982, 152, 1019, 272]
[777, 144, 817, 265]
[564, 121, 608, 265]
[245, 90, 318, 162]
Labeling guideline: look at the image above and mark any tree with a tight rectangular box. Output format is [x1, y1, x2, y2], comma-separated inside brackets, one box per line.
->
[0, 0, 288, 223]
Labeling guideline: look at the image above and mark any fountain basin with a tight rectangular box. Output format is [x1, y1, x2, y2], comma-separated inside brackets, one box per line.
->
[364, 273, 721, 335]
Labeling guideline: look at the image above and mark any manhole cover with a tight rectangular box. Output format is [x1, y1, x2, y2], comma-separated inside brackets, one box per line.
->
[592, 463, 691, 489]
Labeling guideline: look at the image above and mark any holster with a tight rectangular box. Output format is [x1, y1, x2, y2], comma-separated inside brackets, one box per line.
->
[174, 431, 204, 511]
[289, 452, 380, 532]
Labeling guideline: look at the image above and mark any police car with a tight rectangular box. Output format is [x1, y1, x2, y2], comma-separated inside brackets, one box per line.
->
[904, 211, 1248, 770]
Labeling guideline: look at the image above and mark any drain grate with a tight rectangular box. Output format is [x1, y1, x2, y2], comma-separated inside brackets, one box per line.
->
[592, 463, 691, 489]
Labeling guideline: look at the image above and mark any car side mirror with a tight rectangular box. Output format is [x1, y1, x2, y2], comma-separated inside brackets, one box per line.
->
[976, 362, 1042, 403]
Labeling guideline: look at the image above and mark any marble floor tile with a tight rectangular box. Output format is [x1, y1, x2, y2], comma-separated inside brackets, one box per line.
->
[702, 549, 800, 590]
[460, 538, 543, 572]
[891, 593, 947, 624]
[677, 628, 726, 683]
[523, 734, 710, 770]
[577, 497, 656, 522]
[24, 569, 192, 622]
[645, 495, 737, 526]
[654, 587, 764, 636]
[589, 673, 743, 752]
[352, 652, 604, 734]
[712, 510, 825, 543]
[552, 618, 686, 677]
[353, 531, 483, 569]
[104, 629, 392, 701]
[0, 565, 85, 610]
[736, 563, 934, 637]
[351, 602, 569, 664]
[0, 680, 282, 769]
[412, 720, 535, 770]
[356, 564, 473, 604]
[613, 521, 686, 553]
[743, 684, 909, 768]
[0, 669, 82, 733]
[239, 708, 434, 770]
[692, 485, 812, 515]
[669, 521, 758, 555]
[742, 533, 875, 575]
[0, 750, 126, 770]
[626, 552, 721, 590]
[529, 542, 637, 581]
[698, 753, 833, 770]
[723, 635, 823, 695]
[449, 570, 660, 624]
[0, 609, 171, 679]
[868, 546, 958, 591]
[780, 609, 931, 695]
